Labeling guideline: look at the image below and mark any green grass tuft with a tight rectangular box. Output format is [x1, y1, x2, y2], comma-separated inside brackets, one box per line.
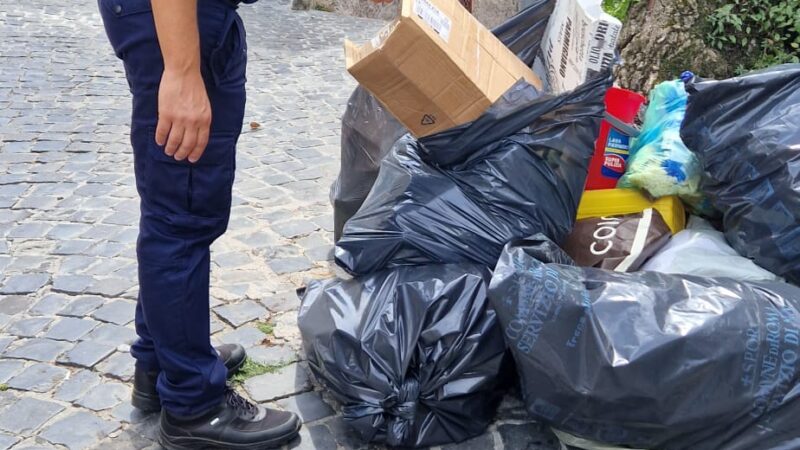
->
[256, 321, 275, 336]
[313, 3, 334, 12]
[230, 357, 290, 385]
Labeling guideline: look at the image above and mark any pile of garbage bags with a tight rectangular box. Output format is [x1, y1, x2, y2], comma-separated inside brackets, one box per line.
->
[491, 235, 800, 450]
[299, 0, 800, 447]
[335, 73, 609, 274]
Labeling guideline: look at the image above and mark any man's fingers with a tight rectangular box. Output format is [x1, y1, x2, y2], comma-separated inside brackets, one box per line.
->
[188, 127, 210, 163]
[173, 127, 198, 161]
[155, 118, 171, 146]
[164, 124, 185, 156]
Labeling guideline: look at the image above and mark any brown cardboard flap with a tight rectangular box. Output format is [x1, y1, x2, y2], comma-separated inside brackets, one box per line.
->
[344, 0, 541, 138]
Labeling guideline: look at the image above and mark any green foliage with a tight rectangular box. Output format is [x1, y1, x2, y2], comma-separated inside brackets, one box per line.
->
[706, 0, 800, 72]
[313, 3, 334, 12]
[0, 384, 7, 392]
[256, 321, 275, 336]
[602, 0, 634, 21]
[230, 357, 287, 385]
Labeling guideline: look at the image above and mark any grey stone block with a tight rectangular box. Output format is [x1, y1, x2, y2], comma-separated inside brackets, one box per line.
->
[6, 363, 69, 393]
[58, 295, 104, 317]
[277, 391, 335, 424]
[44, 317, 98, 341]
[58, 341, 116, 368]
[110, 402, 151, 424]
[47, 223, 91, 239]
[54, 369, 101, 402]
[29, 293, 70, 315]
[82, 323, 137, 347]
[268, 256, 314, 275]
[52, 275, 93, 294]
[498, 422, 561, 450]
[5, 317, 51, 337]
[95, 351, 135, 381]
[0, 433, 17, 450]
[3, 339, 72, 362]
[39, 411, 121, 450]
[247, 345, 298, 367]
[244, 363, 312, 402]
[52, 240, 94, 255]
[272, 220, 319, 239]
[442, 431, 498, 450]
[326, 416, 367, 450]
[0, 360, 25, 383]
[0, 337, 12, 354]
[85, 277, 135, 297]
[0, 397, 64, 435]
[75, 381, 130, 411]
[0, 273, 49, 294]
[214, 300, 268, 327]
[57, 255, 96, 274]
[212, 251, 253, 269]
[305, 244, 333, 262]
[260, 291, 300, 313]
[91, 299, 135, 325]
[218, 326, 266, 349]
[6, 222, 53, 239]
[288, 424, 337, 450]
[0, 296, 31, 315]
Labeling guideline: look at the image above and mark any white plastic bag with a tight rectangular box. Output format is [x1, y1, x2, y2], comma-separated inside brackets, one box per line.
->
[533, 0, 622, 93]
[641, 216, 780, 281]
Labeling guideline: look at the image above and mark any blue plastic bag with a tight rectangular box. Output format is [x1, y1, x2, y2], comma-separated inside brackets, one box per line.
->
[618, 80, 705, 209]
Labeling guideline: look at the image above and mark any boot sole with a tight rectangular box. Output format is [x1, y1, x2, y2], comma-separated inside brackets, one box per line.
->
[131, 356, 247, 413]
[158, 420, 302, 450]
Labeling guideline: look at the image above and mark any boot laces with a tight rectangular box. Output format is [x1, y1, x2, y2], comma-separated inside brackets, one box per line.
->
[226, 390, 261, 421]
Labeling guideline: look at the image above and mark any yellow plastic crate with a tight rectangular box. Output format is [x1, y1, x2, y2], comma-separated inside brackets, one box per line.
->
[577, 189, 686, 234]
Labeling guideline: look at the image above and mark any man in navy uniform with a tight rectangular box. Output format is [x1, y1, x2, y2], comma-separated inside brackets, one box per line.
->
[98, 1, 301, 448]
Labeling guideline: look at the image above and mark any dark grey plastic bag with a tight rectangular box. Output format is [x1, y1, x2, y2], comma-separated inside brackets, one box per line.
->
[298, 264, 509, 448]
[335, 72, 610, 275]
[490, 235, 800, 450]
[330, 0, 556, 242]
[681, 65, 800, 285]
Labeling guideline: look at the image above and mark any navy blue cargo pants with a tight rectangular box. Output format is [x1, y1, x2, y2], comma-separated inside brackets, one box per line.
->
[98, 0, 247, 416]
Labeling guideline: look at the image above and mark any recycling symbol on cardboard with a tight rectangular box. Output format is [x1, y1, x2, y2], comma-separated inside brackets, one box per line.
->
[421, 114, 436, 126]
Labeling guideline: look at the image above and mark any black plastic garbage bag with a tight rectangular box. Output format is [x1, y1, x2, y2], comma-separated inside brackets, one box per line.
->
[298, 264, 509, 448]
[330, 0, 556, 241]
[490, 234, 800, 450]
[330, 87, 406, 241]
[681, 65, 800, 285]
[335, 72, 610, 275]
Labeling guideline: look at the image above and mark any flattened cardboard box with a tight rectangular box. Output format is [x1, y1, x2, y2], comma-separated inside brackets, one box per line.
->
[345, 0, 542, 137]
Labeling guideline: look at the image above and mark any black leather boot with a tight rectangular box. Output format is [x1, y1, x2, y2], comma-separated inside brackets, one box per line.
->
[131, 343, 247, 412]
[159, 389, 301, 450]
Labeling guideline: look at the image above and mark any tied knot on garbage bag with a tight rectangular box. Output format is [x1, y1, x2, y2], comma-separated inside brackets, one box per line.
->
[343, 378, 421, 446]
[298, 264, 510, 448]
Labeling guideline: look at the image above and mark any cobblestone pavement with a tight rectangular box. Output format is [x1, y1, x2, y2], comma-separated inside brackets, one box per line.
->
[0, 1, 559, 449]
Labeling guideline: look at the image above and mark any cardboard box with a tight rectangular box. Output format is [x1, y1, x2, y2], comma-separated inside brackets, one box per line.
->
[344, 0, 542, 137]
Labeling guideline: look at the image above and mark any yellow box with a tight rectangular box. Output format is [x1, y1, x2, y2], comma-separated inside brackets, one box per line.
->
[577, 189, 686, 234]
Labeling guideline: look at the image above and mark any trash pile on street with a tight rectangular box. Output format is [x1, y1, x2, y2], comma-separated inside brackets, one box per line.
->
[300, 0, 800, 447]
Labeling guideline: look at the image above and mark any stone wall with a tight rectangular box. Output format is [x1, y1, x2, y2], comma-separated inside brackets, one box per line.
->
[299, 0, 520, 29]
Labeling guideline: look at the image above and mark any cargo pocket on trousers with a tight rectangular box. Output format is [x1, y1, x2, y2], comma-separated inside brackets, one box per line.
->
[144, 130, 236, 221]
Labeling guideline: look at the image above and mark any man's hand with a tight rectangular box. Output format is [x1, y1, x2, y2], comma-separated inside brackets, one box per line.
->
[152, 0, 211, 164]
[156, 69, 211, 163]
